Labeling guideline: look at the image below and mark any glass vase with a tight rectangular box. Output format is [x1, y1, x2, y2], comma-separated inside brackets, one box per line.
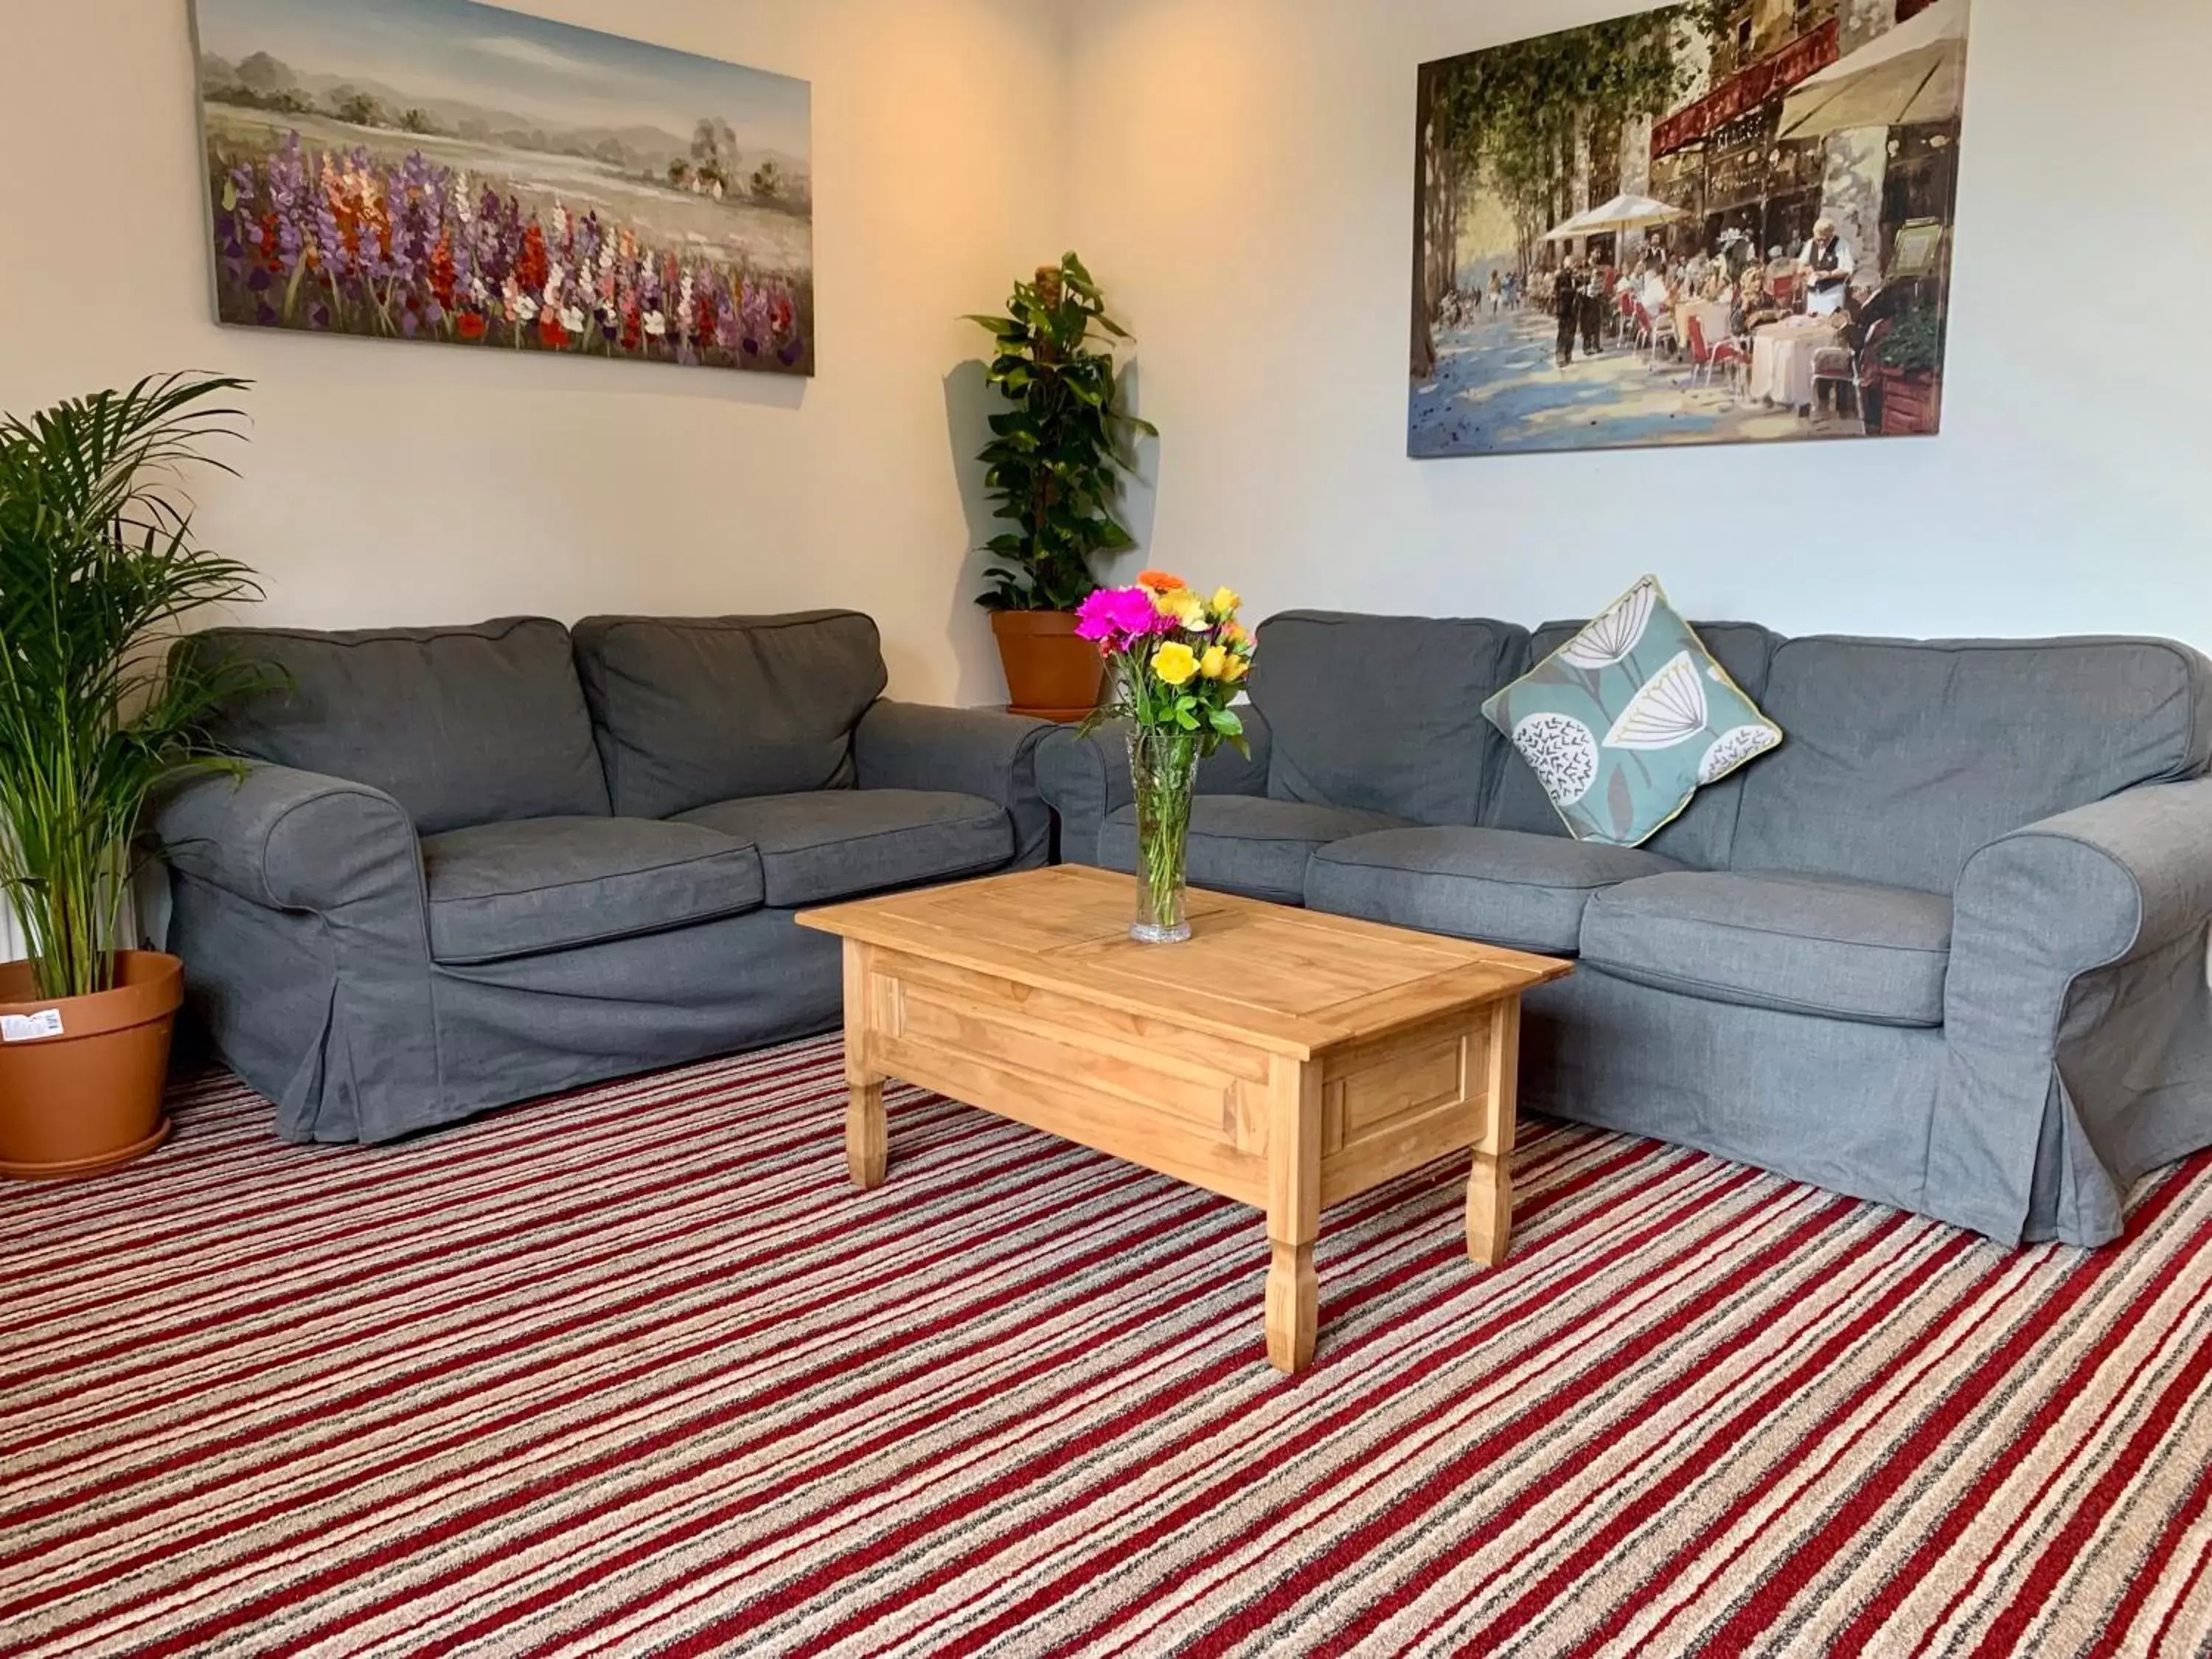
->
[1127, 726, 1200, 944]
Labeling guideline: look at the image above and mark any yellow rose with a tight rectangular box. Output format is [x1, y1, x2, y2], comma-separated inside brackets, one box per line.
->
[1154, 588, 1208, 630]
[1211, 587, 1241, 618]
[1151, 641, 1199, 686]
[1200, 644, 1230, 679]
[1222, 655, 1251, 683]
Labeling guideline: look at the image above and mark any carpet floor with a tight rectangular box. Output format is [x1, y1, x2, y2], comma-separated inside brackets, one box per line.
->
[4, 1039, 2212, 1657]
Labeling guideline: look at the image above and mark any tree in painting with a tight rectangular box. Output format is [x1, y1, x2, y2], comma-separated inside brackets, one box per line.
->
[1411, 15, 1686, 382]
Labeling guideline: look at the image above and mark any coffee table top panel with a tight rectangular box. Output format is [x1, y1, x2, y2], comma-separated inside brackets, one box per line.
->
[799, 866, 1570, 1059]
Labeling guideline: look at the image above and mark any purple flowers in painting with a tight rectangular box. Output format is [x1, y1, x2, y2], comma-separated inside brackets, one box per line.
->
[193, 0, 814, 375]
[212, 135, 808, 369]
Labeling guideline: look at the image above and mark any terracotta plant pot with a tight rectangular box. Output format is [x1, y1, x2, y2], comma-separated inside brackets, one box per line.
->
[991, 610, 1107, 723]
[0, 950, 181, 1180]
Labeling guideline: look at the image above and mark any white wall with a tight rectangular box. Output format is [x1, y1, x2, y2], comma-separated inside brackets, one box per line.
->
[2, 0, 2206, 717]
[0, 0, 1071, 706]
[1064, 0, 2212, 647]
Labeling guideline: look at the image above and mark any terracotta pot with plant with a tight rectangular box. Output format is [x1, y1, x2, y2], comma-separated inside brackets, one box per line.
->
[0, 375, 267, 1178]
[967, 253, 1157, 721]
[1874, 308, 1946, 437]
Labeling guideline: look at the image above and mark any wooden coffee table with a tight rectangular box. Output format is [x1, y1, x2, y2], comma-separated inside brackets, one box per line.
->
[798, 866, 1571, 1372]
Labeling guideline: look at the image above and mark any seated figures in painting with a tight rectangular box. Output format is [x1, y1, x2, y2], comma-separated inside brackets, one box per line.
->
[1733, 268, 1787, 338]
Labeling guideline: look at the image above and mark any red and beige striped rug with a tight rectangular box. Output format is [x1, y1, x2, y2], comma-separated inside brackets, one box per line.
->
[4, 1038, 2211, 1657]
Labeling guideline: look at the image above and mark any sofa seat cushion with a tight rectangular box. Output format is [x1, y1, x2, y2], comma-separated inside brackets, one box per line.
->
[1579, 870, 1953, 1028]
[1099, 796, 1411, 905]
[678, 790, 1012, 906]
[421, 817, 765, 966]
[1307, 827, 1682, 954]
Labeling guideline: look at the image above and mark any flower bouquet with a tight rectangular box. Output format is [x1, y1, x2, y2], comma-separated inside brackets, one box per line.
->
[1075, 572, 1256, 942]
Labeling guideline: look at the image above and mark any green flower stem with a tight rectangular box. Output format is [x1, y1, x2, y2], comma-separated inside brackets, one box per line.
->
[1129, 726, 1197, 940]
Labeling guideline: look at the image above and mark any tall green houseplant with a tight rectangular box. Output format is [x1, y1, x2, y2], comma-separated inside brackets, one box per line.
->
[0, 375, 267, 1000]
[967, 253, 1156, 612]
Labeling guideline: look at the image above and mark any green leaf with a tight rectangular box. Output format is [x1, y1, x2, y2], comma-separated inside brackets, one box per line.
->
[0, 373, 273, 999]
[1209, 707, 1245, 740]
[963, 253, 1152, 617]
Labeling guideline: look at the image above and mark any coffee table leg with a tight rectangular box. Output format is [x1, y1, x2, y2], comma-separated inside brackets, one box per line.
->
[843, 942, 887, 1190]
[1468, 998, 1521, 1267]
[1265, 1057, 1323, 1373]
[1265, 1239, 1315, 1373]
[847, 1079, 887, 1189]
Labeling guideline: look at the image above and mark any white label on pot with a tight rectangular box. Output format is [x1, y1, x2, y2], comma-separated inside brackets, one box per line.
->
[1, 1009, 64, 1043]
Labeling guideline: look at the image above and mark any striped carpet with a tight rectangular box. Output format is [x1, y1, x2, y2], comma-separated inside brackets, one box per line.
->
[5, 1041, 2212, 1658]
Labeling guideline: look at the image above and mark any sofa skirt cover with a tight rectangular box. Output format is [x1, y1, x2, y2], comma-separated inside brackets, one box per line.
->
[173, 874, 843, 1144]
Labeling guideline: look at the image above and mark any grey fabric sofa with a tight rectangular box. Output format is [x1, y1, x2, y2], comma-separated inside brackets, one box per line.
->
[153, 612, 1052, 1145]
[1039, 610, 2212, 1248]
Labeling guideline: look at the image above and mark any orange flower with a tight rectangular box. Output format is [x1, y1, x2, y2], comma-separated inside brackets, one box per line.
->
[1135, 570, 1189, 594]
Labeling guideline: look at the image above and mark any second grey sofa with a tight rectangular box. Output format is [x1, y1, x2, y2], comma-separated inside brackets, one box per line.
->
[154, 611, 1051, 1146]
[1039, 610, 2212, 1249]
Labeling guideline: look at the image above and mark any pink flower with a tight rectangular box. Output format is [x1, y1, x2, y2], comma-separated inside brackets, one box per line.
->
[1074, 585, 1170, 650]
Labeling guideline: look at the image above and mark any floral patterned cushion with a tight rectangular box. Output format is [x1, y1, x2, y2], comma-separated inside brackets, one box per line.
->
[1481, 577, 1783, 848]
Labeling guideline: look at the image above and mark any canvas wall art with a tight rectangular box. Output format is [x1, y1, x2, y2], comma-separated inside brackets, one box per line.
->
[1409, 0, 1968, 456]
[190, 0, 813, 375]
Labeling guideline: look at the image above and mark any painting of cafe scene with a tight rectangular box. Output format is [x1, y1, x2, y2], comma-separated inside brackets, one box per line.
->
[1409, 0, 1968, 458]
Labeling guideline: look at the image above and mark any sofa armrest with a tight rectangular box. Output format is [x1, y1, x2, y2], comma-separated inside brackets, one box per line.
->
[151, 762, 425, 915]
[1035, 709, 1273, 867]
[1938, 777, 2212, 1242]
[150, 762, 440, 1147]
[852, 700, 1055, 869]
[1952, 779, 2212, 990]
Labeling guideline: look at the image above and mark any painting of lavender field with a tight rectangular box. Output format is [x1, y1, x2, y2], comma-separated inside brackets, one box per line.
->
[189, 0, 813, 375]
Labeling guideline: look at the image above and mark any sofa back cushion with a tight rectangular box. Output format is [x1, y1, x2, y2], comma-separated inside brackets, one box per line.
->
[1486, 619, 1780, 869]
[198, 618, 610, 836]
[573, 612, 888, 819]
[1250, 613, 1527, 826]
[1732, 636, 2212, 894]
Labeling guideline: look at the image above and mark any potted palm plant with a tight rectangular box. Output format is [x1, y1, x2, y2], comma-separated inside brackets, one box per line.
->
[0, 374, 266, 1178]
[967, 253, 1157, 720]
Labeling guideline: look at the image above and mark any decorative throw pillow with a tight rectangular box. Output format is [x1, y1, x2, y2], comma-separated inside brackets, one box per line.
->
[1481, 576, 1783, 847]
